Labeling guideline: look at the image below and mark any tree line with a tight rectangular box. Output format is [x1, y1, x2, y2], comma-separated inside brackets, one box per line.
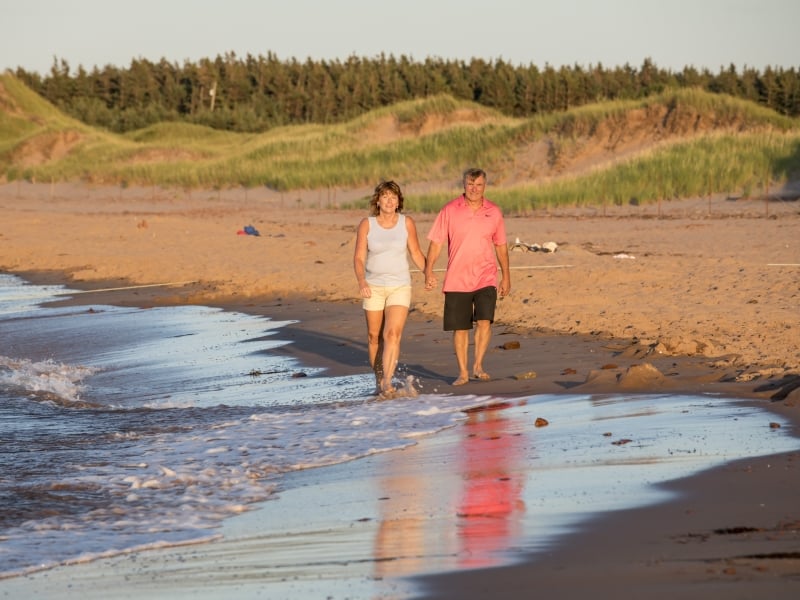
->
[13, 53, 800, 133]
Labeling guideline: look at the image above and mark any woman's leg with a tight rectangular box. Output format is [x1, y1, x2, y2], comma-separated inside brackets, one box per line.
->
[364, 310, 385, 390]
[380, 304, 409, 393]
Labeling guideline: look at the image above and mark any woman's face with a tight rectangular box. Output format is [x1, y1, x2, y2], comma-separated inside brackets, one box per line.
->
[377, 191, 399, 213]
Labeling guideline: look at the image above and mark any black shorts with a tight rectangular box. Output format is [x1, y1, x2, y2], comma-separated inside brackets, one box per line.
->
[443, 286, 497, 331]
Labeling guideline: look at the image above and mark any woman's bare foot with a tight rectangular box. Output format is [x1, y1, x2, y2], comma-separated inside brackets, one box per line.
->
[377, 384, 397, 400]
[472, 371, 491, 381]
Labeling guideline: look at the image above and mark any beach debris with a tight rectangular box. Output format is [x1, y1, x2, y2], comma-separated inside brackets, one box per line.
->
[561, 367, 577, 375]
[499, 340, 521, 350]
[613, 252, 635, 259]
[612, 438, 633, 446]
[509, 237, 558, 252]
[534, 417, 549, 427]
[291, 372, 308, 378]
[542, 241, 558, 252]
[237, 224, 260, 236]
[509, 238, 537, 252]
[514, 370, 537, 380]
[769, 422, 781, 429]
[601, 363, 618, 370]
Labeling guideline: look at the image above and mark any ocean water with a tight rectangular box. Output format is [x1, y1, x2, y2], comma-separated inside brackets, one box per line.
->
[0, 273, 500, 578]
[0, 272, 797, 592]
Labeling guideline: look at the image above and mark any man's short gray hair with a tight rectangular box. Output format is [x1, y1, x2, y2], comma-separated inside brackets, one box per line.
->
[462, 168, 487, 185]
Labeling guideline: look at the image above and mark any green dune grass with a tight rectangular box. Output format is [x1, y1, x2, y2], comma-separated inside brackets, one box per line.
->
[1, 73, 798, 213]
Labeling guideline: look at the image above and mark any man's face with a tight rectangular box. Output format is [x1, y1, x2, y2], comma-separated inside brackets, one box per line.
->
[464, 176, 486, 202]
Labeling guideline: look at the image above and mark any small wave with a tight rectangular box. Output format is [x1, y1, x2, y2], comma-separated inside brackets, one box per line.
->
[0, 355, 99, 408]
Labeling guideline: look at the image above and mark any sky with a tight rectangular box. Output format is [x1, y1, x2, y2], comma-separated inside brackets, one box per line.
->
[1, 0, 798, 76]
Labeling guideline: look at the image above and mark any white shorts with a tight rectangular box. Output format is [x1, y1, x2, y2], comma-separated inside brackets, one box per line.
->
[362, 284, 412, 311]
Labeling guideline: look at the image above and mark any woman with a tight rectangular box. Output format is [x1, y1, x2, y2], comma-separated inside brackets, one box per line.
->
[353, 180, 426, 397]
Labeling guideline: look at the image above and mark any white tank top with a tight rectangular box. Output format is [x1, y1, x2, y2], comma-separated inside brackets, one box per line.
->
[365, 214, 410, 286]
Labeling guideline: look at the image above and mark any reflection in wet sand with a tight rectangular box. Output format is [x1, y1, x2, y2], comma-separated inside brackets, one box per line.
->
[457, 404, 527, 568]
[374, 402, 529, 577]
[373, 438, 455, 578]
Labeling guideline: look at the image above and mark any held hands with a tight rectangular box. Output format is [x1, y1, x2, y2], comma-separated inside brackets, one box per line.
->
[424, 272, 437, 290]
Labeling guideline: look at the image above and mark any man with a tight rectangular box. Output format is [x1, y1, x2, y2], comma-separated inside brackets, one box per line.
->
[424, 168, 511, 385]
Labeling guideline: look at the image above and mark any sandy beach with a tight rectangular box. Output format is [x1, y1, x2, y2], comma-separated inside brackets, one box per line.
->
[1, 181, 799, 597]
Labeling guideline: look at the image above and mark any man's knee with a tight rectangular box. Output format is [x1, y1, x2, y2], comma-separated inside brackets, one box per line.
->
[475, 319, 491, 331]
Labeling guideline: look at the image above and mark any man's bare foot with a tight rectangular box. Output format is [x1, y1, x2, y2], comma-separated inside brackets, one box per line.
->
[452, 375, 469, 386]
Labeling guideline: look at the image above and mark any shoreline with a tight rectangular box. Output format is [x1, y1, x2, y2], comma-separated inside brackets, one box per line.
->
[1, 183, 799, 597]
[23, 269, 797, 403]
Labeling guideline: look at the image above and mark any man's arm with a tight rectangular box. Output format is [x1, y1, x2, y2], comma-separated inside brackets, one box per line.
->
[495, 242, 510, 297]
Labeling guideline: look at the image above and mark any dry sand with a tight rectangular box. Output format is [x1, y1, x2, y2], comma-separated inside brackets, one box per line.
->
[2, 181, 797, 393]
[1, 181, 799, 597]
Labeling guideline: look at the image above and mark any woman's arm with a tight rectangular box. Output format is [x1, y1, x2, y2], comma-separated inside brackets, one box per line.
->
[353, 218, 371, 297]
[405, 216, 427, 273]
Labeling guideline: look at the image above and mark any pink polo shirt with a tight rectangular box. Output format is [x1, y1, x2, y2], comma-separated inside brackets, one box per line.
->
[427, 195, 507, 292]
